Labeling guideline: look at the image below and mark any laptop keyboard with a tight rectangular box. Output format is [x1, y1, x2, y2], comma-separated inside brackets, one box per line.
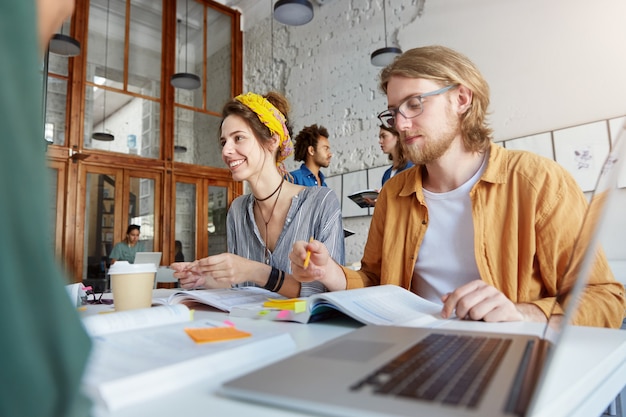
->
[350, 333, 511, 408]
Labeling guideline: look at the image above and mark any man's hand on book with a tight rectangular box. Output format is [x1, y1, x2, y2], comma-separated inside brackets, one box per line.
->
[440, 280, 526, 322]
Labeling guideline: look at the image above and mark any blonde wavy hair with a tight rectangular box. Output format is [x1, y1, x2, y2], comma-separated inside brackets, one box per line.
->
[379, 45, 493, 152]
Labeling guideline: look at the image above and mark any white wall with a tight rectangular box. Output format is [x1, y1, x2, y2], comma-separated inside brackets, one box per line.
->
[240, 0, 626, 265]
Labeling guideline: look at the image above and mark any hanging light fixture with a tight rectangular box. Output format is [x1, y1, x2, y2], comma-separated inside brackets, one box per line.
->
[92, 0, 114, 141]
[273, 0, 314, 26]
[49, 34, 81, 57]
[370, 0, 402, 67]
[49, 18, 81, 57]
[171, 0, 201, 90]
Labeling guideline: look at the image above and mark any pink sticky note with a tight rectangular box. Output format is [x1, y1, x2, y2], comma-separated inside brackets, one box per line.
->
[223, 320, 235, 327]
[276, 310, 290, 320]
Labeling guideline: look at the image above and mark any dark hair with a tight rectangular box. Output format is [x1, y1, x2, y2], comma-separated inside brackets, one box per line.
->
[293, 124, 330, 162]
[220, 91, 293, 161]
[126, 224, 140, 235]
[379, 124, 409, 170]
[379, 45, 493, 152]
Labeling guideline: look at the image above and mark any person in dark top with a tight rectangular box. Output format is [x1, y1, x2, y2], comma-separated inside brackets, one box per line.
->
[175, 240, 185, 262]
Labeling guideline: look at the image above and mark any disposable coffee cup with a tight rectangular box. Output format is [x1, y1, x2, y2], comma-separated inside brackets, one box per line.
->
[108, 261, 157, 311]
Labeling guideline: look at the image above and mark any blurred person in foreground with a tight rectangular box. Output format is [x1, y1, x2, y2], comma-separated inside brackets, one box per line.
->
[0, 0, 92, 416]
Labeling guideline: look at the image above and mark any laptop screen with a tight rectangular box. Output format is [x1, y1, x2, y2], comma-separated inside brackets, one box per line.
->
[134, 252, 162, 267]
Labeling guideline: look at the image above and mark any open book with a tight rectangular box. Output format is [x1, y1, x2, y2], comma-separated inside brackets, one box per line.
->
[347, 189, 378, 208]
[152, 286, 286, 312]
[81, 304, 295, 411]
[229, 285, 446, 327]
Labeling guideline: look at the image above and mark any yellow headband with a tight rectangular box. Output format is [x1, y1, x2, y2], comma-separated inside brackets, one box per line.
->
[234, 92, 294, 165]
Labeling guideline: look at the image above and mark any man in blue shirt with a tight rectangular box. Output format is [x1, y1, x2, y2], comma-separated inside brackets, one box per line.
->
[290, 124, 332, 186]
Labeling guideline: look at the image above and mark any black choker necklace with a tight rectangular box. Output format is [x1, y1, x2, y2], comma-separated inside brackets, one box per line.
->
[255, 179, 285, 264]
[254, 178, 284, 202]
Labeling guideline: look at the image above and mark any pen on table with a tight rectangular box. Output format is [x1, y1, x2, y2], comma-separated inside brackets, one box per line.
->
[303, 236, 313, 269]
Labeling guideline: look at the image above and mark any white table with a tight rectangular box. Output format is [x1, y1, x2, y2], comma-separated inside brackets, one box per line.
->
[85, 292, 626, 417]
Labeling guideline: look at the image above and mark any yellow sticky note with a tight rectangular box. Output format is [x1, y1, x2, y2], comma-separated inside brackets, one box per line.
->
[184, 327, 252, 344]
[263, 298, 307, 313]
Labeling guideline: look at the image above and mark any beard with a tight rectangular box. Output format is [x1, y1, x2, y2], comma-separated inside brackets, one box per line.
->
[402, 112, 460, 165]
[314, 155, 331, 168]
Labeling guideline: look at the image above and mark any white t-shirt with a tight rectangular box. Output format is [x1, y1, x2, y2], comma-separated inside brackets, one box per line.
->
[411, 153, 488, 304]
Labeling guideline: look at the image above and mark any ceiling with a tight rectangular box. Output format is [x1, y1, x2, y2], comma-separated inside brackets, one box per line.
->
[215, 0, 334, 31]
[215, 0, 272, 31]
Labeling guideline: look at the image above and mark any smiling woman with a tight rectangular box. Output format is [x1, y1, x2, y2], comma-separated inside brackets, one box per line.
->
[170, 91, 345, 299]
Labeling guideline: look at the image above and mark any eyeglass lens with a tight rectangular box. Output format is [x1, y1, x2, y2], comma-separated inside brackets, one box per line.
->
[378, 84, 457, 128]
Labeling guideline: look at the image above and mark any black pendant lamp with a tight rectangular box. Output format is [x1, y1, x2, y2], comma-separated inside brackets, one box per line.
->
[92, 0, 114, 141]
[370, 0, 402, 67]
[49, 34, 81, 57]
[49, 17, 80, 57]
[273, 0, 314, 26]
[171, 0, 201, 90]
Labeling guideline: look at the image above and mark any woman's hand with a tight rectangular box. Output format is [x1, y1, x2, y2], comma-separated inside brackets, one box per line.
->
[171, 254, 265, 289]
[170, 262, 210, 289]
[289, 239, 346, 291]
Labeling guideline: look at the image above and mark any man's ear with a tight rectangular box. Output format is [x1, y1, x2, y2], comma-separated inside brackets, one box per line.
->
[455, 84, 473, 114]
[308, 145, 315, 156]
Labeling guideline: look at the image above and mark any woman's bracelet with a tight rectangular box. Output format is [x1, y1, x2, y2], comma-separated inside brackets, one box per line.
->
[274, 270, 285, 293]
[264, 267, 280, 291]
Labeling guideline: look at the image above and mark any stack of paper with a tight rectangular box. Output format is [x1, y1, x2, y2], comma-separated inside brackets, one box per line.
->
[81, 305, 296, 411]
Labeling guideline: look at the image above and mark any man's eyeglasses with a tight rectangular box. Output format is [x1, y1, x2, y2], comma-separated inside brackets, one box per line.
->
[377, 84, 459, 129]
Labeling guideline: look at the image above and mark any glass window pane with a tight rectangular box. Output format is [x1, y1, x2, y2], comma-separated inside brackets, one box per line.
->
[176, 182, 197, 261]
[174, 0, 203, 106]
[87, 0, 125, 88]
[45, 77, 68, 146]
[85, 89, 161, 158]
[128, 0, 162, 97]
[206, 8, 232, 114]
[208, 186, 228, 256]
[174, 108, 222, 167]
[130, 176, 155, 251]
[84, 173, 116, 281]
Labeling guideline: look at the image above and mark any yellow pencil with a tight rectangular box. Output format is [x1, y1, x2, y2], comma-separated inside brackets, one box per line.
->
[303, 236, 313, 269]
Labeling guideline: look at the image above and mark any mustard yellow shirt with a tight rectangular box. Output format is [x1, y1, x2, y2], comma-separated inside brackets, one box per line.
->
[343, 142, 625, 328]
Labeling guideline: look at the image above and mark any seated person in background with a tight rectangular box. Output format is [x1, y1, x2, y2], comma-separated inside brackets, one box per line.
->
[109, 224, 144, 264]
[175, 240, 185, 262]
[379, 124, 414, 186]
[1, 0, 92, 415]
[171, 92, 344, 298]
[290, 124, 332, 186]
[363, 124, 415, 206]
[289, 45, 625, 328]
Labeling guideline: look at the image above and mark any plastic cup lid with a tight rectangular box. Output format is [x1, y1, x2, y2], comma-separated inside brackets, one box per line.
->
[108, 261, 157, 274]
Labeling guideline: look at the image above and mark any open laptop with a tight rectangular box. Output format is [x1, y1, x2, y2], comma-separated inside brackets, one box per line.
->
[133, 252, 162, 267]
[221, 123, 626, 417]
